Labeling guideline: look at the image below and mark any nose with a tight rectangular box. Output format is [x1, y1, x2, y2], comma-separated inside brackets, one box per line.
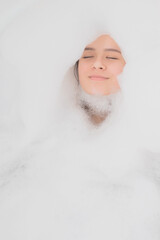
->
[91, 58, 106, 70]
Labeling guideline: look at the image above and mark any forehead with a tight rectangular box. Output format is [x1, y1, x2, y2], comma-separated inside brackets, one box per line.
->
[85, 35, 121, 51]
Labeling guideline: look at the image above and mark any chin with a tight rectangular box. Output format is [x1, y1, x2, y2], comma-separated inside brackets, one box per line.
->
[87, 89, 118, 96]
[81, 87, 106, 96]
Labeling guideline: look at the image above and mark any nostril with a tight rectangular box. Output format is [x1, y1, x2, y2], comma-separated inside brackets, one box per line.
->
[91, 62, 106, 70]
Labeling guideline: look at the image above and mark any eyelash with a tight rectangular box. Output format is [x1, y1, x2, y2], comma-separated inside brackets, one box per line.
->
[106, 57, 118, 60]
[83, 56, 118, 60]
[83, 56, 93, 59]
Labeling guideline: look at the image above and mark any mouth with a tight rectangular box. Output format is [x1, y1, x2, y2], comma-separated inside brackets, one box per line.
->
[89, 75, 109, 81]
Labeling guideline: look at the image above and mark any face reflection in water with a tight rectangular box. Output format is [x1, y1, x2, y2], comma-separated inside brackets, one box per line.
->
[78, 34, 126, 96]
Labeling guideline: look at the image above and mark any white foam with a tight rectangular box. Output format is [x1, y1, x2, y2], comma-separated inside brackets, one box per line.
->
[0, 0, 160, 239]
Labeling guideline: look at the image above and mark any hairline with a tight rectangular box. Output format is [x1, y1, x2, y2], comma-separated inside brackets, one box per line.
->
[84, 47, 121, 54]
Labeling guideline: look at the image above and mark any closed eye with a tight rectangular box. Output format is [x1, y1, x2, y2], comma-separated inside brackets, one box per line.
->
[106, 57, 118, 60]
[83, 56, 94, 59]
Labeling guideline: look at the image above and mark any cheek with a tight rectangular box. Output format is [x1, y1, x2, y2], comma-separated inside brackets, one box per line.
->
[109, 63, 125, 76]
[78, 62, 90, 79]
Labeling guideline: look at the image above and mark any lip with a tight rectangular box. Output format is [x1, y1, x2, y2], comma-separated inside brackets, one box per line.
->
[89, 75, 109, 81]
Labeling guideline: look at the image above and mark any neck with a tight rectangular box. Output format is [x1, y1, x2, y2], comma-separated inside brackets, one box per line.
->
[83, 103, 108, 125]
[77, 86, 119, 125]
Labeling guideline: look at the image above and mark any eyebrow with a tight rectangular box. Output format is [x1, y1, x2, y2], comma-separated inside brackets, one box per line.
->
[84, 47, 121, 54]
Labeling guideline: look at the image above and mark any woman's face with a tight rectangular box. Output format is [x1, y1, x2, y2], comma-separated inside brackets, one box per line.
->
[78, 35, 126, 96]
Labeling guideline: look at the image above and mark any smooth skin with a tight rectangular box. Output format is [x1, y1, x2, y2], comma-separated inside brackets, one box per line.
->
[78, 35, 126, 96]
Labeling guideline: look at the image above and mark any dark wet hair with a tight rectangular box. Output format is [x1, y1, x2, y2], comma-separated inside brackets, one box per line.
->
[74, 60, 79, 82]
